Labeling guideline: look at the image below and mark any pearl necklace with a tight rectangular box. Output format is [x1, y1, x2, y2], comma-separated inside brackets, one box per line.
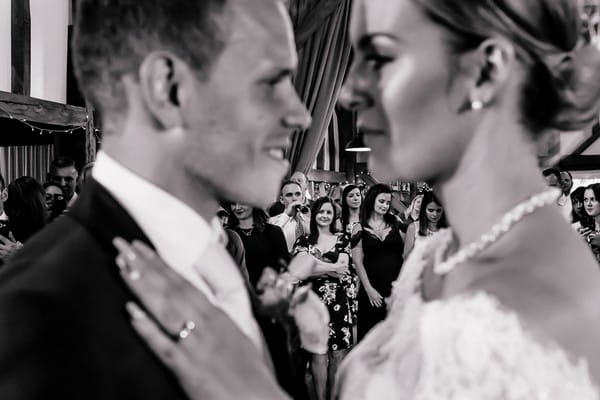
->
[434, 188, 560, 275]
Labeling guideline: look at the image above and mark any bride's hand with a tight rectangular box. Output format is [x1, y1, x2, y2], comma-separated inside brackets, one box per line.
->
[112, 238, 290, 400]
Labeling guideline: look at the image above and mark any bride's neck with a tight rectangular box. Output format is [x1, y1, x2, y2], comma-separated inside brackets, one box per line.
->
[435, 119, 547, 248]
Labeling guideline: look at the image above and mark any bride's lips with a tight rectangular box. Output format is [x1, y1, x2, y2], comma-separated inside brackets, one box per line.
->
[359, 126, 386, 136]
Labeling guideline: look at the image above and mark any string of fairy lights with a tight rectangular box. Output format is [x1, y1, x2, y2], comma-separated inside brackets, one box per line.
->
[0, 103, 100, 139]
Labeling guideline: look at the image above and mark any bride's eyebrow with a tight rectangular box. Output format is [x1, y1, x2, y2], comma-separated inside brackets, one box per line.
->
[357, 33, 400, 51]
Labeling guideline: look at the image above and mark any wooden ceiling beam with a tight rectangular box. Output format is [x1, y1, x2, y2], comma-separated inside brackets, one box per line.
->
[0, 90, 87, 126]
[559, 155, 600, 171]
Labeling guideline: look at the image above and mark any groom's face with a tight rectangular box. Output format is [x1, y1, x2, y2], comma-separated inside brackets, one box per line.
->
[177, 0, 311, 208]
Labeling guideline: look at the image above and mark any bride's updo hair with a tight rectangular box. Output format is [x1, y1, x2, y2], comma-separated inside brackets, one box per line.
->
[413, 0, 600, 134]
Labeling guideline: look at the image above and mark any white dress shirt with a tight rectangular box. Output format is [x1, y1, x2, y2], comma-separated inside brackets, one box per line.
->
[269, 211, 309, 252]
[67, 191, 78, 209]
[92, 152, 262, 349]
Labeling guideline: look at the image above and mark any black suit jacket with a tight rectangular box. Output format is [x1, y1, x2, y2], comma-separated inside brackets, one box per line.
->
[0, 179, 189, 399]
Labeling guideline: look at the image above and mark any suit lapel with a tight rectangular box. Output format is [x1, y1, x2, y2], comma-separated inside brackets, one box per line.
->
[68, 178, 154, 256]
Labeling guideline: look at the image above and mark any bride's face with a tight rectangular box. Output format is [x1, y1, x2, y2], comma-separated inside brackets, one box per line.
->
[342, 0, 475, 182]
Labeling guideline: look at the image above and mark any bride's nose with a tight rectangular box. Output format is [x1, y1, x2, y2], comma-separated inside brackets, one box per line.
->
[339, 67, 373, 112]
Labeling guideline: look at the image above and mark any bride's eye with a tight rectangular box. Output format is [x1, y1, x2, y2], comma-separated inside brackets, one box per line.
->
[364, 54, 393, 70]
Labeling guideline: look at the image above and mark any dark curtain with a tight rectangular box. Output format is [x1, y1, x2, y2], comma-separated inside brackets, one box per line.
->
[287, 0, 353, 174]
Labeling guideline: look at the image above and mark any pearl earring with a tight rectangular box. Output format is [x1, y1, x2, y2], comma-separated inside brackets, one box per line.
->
[470, 100, 483, 110]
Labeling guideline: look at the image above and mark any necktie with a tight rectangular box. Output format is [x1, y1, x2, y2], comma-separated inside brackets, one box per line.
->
[294, 215, 305, 241]
[193, 239, 264, 351]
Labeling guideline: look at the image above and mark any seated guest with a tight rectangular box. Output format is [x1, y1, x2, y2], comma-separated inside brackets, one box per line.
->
[5, 177, 48, 243]
[48, 156, 80, 209]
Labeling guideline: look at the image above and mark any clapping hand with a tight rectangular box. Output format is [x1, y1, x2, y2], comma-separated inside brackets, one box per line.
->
[0, 233, 22, 260]
[112, 238, 290, 400]
[328, 261, 349, 279]
[254, 260, 329, 354]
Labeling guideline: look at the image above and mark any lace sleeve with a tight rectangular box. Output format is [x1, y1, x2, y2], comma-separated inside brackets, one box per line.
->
[416, 293, 599, 400]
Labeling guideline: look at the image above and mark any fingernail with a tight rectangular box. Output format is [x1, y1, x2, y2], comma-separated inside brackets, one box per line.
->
[115, 255, 126, 271]
[112, 237, 125, 248]
[126, 301, 146, 320]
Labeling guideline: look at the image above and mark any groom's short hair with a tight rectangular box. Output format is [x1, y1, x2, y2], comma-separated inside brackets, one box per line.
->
[72, 0, 228, 117]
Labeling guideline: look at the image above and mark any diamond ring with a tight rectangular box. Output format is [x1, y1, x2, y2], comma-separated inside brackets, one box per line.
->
[177, 320, 196, 341]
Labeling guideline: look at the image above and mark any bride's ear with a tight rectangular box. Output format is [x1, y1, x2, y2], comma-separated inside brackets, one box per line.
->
[465, 38, 517, 108]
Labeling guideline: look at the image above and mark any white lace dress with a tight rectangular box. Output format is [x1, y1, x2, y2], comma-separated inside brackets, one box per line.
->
[335, 230, 599, 400]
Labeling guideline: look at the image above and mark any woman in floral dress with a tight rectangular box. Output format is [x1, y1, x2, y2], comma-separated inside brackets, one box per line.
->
[292, 196, 353, 400]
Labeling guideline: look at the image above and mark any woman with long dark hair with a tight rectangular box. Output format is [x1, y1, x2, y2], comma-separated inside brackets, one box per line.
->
[581, 184, 600, 263]
[291, 197, 353, 400]
[571, 186, 591, 226]
[5, 176, 48, 243]
[403, 190, 448, 258]
[352, 183, 403, 341]
[341, 185, 362, 236]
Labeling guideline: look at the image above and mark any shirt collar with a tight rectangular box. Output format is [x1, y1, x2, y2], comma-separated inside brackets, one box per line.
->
[92, 151, 221, 277]
[67, 191, 78, 208]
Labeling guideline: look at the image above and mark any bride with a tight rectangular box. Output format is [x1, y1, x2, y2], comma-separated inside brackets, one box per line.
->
[115, 0, 600, 398]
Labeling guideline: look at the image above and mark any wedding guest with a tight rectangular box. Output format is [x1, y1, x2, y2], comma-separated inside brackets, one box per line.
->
[291, 171, 313, 203]
[543, 167, 572, 221]
[571, 186, 591, 226]
[581, 184, 600, 262]
[48, 156, 80, 209]
[228, 202, 306, 399]
[352, 184, 403, 341]
[292, 197, 353, 400]
[399, 192, 423, 232]
[228, 203, 289, 287]
[44, 182, 67, 221]
[4, 177, 48, 243]
[561, 170, 574, 195]
[403, 190, 448, 258]
[270, 180, 311, 252]
[339, 184, 362, 339]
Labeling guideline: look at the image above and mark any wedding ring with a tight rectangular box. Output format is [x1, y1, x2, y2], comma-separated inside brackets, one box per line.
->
[177, 320, 196, 341]
[128, 268, 141, 281]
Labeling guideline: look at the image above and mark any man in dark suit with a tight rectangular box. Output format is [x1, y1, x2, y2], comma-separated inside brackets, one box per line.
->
[0, 0, 310, 398]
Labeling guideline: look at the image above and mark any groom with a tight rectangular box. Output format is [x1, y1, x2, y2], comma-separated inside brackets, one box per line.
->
[0, 0, 310, 398]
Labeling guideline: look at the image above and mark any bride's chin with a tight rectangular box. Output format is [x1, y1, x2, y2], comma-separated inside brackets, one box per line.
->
[369, 158, 402, 182]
